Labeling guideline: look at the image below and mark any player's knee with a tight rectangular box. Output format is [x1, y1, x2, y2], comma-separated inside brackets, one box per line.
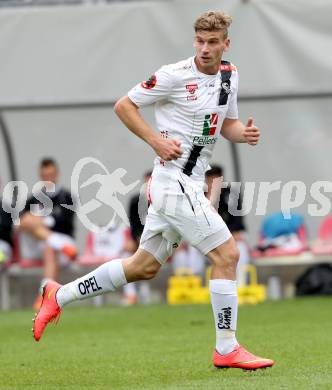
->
[127, 251, 161, 281]
[214, 245, 239, 270]
[140, 262, 160, 280]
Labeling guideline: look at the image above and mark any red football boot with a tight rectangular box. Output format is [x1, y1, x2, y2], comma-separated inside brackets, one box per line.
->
[213, 345, 274, 370]
[33, 280, 62, 342]
[32, 294, 43, 311]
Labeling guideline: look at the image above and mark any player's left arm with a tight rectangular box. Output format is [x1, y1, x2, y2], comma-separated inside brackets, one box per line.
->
[220, 117, 260, 145]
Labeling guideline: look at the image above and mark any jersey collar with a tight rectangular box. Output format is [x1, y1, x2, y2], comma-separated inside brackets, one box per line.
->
[191, 56, 220, 78]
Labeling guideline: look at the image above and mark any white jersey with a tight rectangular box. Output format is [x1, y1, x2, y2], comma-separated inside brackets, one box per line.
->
[128, 56, 239, 182]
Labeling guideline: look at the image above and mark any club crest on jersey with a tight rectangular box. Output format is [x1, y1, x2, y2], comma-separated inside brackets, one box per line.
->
[141, 75, 157, 89]
[186, 84, 198, 94]
[186, 83, 198, 101]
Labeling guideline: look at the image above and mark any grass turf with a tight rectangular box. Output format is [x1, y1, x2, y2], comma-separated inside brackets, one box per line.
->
[0, 297, 331, 390]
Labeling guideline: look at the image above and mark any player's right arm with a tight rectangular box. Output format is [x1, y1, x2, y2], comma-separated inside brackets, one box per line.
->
[114, 96, 182, 161]
[114, 66, 182, 161]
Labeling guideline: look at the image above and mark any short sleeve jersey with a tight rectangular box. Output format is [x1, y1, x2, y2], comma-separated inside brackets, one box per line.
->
[128, 56, 239, 181]
[22, 187, 75, 237]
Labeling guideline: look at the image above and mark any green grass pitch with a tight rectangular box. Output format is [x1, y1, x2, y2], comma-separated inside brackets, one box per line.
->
[0, 297, 331, 390]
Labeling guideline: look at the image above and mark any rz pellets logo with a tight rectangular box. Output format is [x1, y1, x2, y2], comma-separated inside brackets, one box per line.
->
[192, 113, 219, 146]
[202, 113, 218, 136]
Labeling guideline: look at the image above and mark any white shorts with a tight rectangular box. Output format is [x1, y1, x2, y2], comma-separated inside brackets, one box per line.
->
[20, 232, 74, 264]
[139, 170, 231, 264]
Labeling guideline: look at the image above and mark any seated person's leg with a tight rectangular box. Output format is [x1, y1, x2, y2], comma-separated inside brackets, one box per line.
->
[20, 214, 50, 241]
[20, 213, 77, 259]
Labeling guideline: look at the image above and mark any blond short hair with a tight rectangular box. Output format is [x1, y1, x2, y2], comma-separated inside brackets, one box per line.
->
[194, 11, 232, 39]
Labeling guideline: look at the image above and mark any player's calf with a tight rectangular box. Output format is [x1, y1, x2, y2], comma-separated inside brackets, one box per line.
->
[208, 238, 239, 279]
[123, 250, 161, 281]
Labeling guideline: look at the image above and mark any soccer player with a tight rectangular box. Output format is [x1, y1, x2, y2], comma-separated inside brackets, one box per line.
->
[33, 11, 274, 370]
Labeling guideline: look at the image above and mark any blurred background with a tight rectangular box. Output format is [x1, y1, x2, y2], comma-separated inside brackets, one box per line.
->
[1, 0, 332, 309]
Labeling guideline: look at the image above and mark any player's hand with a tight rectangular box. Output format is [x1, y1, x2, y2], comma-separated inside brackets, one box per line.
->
[243, 117, 260, 146]
[152, 137, 183, 161]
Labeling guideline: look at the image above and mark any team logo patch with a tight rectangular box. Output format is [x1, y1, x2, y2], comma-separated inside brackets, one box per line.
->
[186, 83, 198, 101]
[141, 75, 157, 89]
[186, 84, 198, 94]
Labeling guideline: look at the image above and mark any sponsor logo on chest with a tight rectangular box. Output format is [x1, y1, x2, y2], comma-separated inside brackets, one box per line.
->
[193, 113, 219, 145]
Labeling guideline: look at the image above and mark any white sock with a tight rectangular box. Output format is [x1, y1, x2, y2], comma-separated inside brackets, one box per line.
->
[56, 259, 127, 307]
[209, 279, 238, 355]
